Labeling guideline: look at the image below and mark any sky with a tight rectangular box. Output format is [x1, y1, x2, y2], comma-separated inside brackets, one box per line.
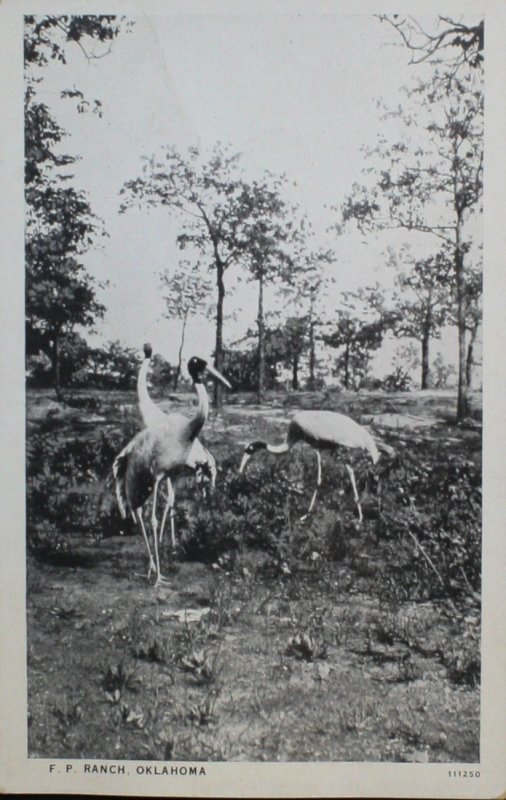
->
[30, 10, 475, 376]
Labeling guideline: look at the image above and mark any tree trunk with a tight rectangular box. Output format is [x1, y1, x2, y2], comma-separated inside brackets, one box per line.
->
[292, 355, 299, 390]
[466, 326, 478, 388]
[344, 342, 350, 390]
[421, 331, 430, 389]
[455, 234, 469, 420]
[420, 301, 432, 389]
[52, 331, 62, 399]
[257, 273, 265, 403]
[214, 262, 226, 408]
[173, 310, 188, 390]
[308, 316, 315, 391]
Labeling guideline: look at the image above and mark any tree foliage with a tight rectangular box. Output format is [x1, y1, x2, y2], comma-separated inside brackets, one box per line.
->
[121, 145, 246, 406]
[322, 294, 385, 390]
[121, 144, 298, 406]
[239, 175, 297, 402]
[383, 247, 453, 388]
[160, 263, 212, 388]
[281, 230, 335, 391]
[342, 68, 483, 417]
[223, 334, 285, 393]
[25, 15, 129, 391]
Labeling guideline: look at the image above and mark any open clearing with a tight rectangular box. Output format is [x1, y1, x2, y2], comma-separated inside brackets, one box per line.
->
[26, 388, 481, 762]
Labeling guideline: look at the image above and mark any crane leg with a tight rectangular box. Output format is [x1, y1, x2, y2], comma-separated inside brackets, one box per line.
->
[135, 509, 156, 579]
[209, 461, 217, 490]
[151, 477, 170, 587]
[345, 464, 363, 523]
[159, 479, 176, 548]
[300, 449, 322, 521]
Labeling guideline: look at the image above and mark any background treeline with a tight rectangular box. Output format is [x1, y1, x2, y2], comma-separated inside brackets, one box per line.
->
[25, 14, 482, 418]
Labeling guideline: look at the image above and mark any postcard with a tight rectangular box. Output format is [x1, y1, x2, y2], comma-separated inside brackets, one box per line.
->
[1, 0, 504, 796]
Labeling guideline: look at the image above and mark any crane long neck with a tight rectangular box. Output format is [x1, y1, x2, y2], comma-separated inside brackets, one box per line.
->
[137, 358, 158, 426]
[188, 381, 209, 440]
[366, 435, 380, 464]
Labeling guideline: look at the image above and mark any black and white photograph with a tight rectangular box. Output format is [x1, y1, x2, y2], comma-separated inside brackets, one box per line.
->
[1, 0, 505, 796]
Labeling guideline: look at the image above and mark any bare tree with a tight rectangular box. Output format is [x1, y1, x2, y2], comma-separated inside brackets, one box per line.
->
[378, 15, 483, 70]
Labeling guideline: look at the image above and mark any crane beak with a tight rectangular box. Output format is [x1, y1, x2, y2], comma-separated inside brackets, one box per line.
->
[205, 363, 232, 389]
[239, 452, 251, 473]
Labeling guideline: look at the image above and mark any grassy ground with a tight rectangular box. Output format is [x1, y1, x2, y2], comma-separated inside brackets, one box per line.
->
[26, 387, 481, 762]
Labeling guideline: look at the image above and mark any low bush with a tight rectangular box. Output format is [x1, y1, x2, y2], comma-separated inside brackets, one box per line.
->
[26, 421, 139, 555]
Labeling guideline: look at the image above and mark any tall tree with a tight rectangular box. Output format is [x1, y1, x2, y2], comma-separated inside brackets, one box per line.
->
[25, 15, 128, 392]
[447, 262, 482, 388]
[342, 69, 483, 418]
[236, 176, 296, 403]
[160, 263, 212, 389]
[25, 181, 106, 391]
[121, 144, 272, 408]
[284, 238, 335, 391]
[463, 269, 482, 388]
[268, 316, 310, 391]
[386, 247, 453, 389]
[223, 327, 287, 393]
[322, 295, 384, 390]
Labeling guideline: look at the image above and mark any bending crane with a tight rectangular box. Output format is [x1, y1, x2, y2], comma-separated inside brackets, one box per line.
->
[240, 410, 386, 522]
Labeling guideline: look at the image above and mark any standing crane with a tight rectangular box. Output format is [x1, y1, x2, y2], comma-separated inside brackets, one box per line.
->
[239, 410, 389, 522]
[136, 343, 217, 548]
[113, 356, 231, 586]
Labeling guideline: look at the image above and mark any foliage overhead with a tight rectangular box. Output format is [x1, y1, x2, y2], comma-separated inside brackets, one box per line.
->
[25, 15, 130, 387]
[342, 71, 483, 241]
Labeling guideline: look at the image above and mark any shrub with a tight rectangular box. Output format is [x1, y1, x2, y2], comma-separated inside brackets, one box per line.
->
[26, 394, 481, 608]
[26, 419, 139, 554]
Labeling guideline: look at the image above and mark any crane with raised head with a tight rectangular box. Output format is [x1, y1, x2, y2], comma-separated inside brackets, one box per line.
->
[136, 343, 217, 547]
[239, 410, 391, 522]
[113, 356, 231, 587]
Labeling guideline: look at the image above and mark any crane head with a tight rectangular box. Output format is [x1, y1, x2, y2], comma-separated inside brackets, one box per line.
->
[187, 356, 232, 389]
[239, 441, 267, 473]
[143, 343, 153, 359]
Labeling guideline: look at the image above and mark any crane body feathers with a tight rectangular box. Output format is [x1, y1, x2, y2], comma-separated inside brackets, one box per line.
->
[287, 411, 379, 462]
[113, 422, 197, 515]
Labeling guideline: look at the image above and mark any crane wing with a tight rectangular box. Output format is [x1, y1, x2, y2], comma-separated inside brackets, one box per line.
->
[292, 411, 377, 456]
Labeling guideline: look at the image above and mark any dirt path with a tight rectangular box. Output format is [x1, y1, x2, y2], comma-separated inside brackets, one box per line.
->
[27, 537, 479, 763]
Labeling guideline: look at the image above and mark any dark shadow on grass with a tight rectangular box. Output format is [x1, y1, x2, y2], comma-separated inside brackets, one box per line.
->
[30, 548, 101, 568]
